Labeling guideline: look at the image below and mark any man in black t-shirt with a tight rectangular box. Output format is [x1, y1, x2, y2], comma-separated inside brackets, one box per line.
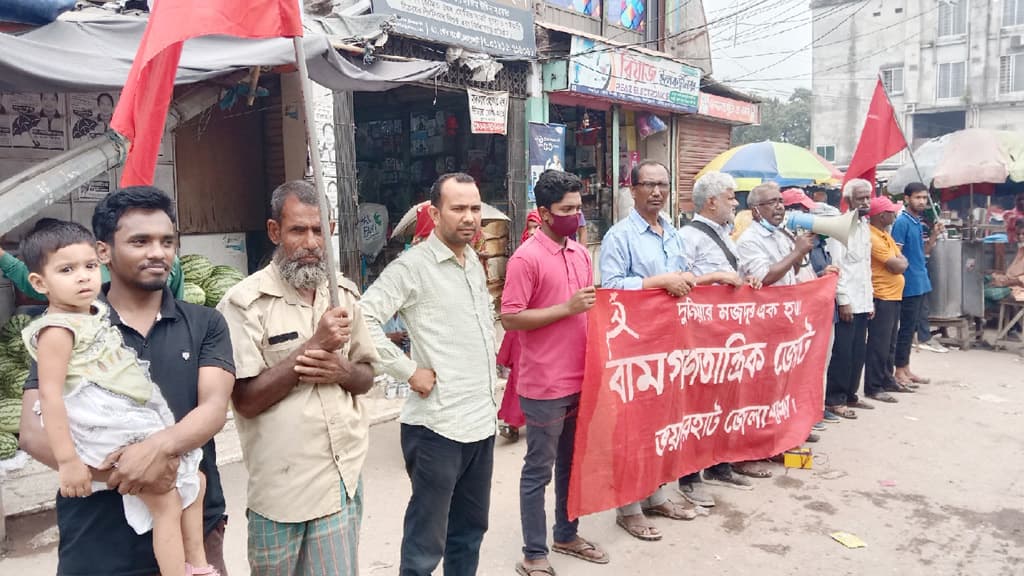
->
[18, 187, 235, 576]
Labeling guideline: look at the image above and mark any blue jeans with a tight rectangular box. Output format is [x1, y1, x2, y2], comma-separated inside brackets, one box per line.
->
[519, 394, 580, 560]
[399, 425, 494, 576]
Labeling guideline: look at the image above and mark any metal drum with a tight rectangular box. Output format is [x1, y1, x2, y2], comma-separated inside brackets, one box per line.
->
[927, 239, 963, 319]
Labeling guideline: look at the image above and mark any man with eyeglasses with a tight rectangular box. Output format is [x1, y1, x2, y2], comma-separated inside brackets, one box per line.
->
[599, 159, 699, 543]
[736, 182, 816, 288]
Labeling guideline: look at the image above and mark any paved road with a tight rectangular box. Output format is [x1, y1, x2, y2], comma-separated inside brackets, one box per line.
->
[3, 346, 1024, 575]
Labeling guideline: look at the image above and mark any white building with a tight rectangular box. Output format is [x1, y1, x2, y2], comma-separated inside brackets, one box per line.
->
[811, 0, 1024, 170]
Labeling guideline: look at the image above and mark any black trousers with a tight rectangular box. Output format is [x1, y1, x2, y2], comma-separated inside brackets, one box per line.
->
[865, 299, 900, 396]
[896, 294, 925, 367]
[519, 394, 579, 560]
[825, 312, 869, 406]
[400, 424, 494, 576]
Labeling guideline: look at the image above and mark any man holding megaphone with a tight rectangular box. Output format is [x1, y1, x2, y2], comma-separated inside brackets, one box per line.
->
[736, 182, 817, 287]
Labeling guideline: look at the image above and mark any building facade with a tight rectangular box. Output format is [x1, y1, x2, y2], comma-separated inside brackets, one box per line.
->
[811, 0, 1024, 170]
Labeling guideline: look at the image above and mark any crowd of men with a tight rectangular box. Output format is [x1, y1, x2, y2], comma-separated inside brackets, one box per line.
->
[14, 161, 946, 576]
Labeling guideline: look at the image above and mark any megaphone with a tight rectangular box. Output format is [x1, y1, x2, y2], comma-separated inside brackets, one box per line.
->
[785, 210, 859, 246]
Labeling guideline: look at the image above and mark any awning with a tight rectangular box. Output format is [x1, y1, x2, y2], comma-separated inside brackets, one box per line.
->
[0, 14, 446, 93]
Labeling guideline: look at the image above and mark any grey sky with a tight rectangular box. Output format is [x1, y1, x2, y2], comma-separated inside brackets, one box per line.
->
[701, 0, 812, 99]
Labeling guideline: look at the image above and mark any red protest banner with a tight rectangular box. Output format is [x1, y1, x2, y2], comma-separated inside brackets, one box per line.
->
[568, 275, 837, 519]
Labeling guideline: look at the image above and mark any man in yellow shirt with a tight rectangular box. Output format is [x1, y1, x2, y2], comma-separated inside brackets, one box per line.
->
[865, 196, 912, 404]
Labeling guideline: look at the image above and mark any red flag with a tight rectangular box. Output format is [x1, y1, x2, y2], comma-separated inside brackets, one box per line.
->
[842, 78, 907, 193]
[112, 1, 302, 187]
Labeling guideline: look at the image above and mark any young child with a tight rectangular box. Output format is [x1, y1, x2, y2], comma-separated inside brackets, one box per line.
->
[20, 220, 216, 576]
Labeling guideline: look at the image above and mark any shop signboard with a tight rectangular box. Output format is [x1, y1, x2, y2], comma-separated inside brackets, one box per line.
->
[528, 122, 566, 202]
[371, 0, 536, 58]
[698, 92, 760, 125]
[467, 88, 508, 135]
[568, 37, 700, 113]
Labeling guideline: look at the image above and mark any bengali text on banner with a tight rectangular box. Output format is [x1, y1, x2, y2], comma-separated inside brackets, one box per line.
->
[568, 275, 837, 519]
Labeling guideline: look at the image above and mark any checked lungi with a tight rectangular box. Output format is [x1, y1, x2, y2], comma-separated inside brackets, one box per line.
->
[247, 480, 363, 576]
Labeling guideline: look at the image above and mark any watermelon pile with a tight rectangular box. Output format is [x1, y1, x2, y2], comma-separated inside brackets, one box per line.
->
[181, 255, 244, 308]
[0, 313, 32, 459]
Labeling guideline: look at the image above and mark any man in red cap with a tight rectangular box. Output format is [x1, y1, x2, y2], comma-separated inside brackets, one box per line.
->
[865, 196, 912, 403]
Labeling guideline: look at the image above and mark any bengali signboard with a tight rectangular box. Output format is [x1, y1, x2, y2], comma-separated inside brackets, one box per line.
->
[568, 36, 700, 113]
[371, 0, 536, 58]
[568, 277, 836, 518]
[698, 92, 760, 125]
[467, 88, 508, 135]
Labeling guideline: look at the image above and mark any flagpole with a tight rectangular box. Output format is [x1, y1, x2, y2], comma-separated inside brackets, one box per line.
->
[878, 74, 942, 221]
[293, 36, 341, 308]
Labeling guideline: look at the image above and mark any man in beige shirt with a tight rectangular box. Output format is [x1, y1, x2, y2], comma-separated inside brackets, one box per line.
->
[360, 173, 497, 576]
[217, 180, 379, 575]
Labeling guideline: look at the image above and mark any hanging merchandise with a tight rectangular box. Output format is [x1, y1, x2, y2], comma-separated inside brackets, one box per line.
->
[637, 113, 667, 139]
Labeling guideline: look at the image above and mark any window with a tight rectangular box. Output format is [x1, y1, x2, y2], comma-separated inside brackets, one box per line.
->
[938, 0, 967, 37]
[1005, 0, 1024, 27]
[1000, 54, 1024, 93]
[816, 145, 836, 162]
[936, 61, 966, 99]
[881, 66, 904, 95]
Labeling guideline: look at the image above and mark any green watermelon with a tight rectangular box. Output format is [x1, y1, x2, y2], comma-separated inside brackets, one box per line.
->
[0, 314, 31, 343]
[0, 315, 31, 368]
[0, 397, 20, 433]
[0, 368, 29, 400]
[209, 265, 244, 283]
[0, 431, 17, 459]
[182, 282, 207, 306]
[180, 254, 215, 286]
[202, 275, 240, 307]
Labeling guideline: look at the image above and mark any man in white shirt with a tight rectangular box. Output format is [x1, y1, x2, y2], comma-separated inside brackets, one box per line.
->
[825, 179, 876, 419]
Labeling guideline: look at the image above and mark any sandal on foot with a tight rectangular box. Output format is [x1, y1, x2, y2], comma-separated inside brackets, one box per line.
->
[642, 500, 698, 520]
[733, 462, 772, 478]
[552, 537, 610, 564]
[868, 392, 898, 403]
[615, 515, 663, 541]
[826, 405, 857, 419]
[516, 562, 556, 576]
[848, 400, 874, 410]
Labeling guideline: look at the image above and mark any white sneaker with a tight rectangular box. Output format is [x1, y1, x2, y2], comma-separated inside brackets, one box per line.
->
[919, 341, 949, 353]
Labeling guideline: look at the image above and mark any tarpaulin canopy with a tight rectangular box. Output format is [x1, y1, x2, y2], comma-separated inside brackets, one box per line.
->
[0, 14, 446, 93]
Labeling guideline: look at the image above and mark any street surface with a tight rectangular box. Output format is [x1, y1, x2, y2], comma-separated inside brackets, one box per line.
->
[2, 346, 1023, 575]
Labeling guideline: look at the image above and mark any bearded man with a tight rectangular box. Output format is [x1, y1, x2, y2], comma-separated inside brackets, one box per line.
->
[218, 180, 380, 575]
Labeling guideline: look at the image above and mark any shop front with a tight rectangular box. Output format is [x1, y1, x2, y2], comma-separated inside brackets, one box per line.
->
[535, 27, 701, 276]
[355, 0, 536, 292]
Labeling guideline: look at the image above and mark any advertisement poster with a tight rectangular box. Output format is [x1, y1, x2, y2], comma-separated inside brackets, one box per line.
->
[70, 92, 119, 147]
[568, 37, 700, 113]
[467, 88, 508, 135]
[528, 122, 566, 202]
[3, 93, 67, 150]
[75, 170, 114, 202]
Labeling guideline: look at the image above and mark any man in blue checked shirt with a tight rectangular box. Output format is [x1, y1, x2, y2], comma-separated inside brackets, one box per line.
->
[599, 159, 700, 543]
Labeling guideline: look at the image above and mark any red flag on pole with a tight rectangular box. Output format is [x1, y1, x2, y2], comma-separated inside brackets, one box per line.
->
[842, 78, 907, 193]
[112, 0, 303, 187]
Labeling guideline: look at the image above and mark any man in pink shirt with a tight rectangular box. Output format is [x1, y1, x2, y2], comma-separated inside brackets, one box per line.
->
[502, 170, 609, 576]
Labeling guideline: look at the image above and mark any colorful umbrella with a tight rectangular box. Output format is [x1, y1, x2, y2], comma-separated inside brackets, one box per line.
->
[696, 141, 842, 191]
